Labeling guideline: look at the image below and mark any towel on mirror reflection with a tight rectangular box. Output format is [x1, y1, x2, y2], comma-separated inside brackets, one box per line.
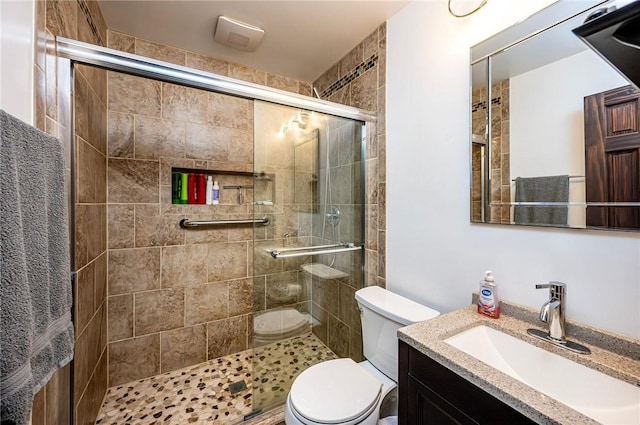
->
[514, 175, 569, 226]
[0, 110, 74, 425]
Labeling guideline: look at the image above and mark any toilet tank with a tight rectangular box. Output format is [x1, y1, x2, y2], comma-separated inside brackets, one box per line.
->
[355, 286, 440, 382]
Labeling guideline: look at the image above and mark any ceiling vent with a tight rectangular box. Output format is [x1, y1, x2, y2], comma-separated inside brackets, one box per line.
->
[214, 16, 265, 52]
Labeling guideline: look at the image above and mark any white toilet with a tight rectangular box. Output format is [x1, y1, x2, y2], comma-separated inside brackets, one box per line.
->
[284, 286, 440, 425]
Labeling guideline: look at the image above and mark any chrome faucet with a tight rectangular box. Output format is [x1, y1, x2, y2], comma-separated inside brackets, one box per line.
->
[527, 281, 591, 354]
[536, 282, 566, 341]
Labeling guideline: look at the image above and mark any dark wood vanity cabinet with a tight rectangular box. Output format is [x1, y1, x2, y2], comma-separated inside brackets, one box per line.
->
[398, 341, 537, 425]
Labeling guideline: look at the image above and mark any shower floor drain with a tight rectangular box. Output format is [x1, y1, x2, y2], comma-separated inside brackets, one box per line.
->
[229, 379, 247, 395]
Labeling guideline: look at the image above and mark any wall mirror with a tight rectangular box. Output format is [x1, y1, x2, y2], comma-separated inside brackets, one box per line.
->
[470, 0, 640, 231]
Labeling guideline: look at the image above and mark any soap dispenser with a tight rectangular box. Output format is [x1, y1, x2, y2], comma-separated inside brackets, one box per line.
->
[478, 270, 500, 318]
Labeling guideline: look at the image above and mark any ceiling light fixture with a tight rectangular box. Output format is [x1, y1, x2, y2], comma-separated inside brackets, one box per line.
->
[448, 0, 488, 18]
[214, 16, 265, 52]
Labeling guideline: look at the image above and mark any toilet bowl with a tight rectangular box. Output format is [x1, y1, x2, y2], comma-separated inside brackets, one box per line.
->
[284, 286, 440, 425]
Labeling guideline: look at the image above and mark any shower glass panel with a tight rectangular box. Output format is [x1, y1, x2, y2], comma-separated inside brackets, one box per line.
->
[251, 100, 365, 413]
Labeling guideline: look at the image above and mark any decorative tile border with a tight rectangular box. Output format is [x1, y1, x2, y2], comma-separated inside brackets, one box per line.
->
[77, 0, 104, 46]
[320, 54, 378, 99]
[472, 97, 502, 113]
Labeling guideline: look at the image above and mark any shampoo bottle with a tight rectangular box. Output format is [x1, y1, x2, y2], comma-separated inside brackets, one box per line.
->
[206, 176, 213, 205]
[212, 180, 220, 205]
[478, 270, 500, 318]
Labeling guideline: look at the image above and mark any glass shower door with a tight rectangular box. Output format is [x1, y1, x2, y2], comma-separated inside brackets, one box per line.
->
[251, 100, 365, 414]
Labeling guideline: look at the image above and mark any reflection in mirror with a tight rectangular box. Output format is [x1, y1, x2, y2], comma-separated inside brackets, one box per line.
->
[294, 128, 319, 213]
[470, 0, 640, 231]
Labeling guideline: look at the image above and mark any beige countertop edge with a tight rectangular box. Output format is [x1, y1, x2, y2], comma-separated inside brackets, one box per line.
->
[398, 304, 640, 425]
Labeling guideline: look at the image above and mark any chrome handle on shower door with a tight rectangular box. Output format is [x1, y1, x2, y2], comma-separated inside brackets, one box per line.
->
[268, 243, 362, 259]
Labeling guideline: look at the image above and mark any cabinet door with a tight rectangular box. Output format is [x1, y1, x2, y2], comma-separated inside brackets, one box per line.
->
[407, 375, 477, 425]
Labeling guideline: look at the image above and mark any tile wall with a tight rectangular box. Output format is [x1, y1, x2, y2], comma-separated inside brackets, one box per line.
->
[313, 24, 387, 288]
[32, 1, 109, 425]
[105, 31, 317, 386]
[471, 80, 511, 224]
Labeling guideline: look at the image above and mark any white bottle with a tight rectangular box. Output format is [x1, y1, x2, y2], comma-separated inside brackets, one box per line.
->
[477, 270, 500, 318]
[212, 180, 220, 205]
[206, 176, 213, 205]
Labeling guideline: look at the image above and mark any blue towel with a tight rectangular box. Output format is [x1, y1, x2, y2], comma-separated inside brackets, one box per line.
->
[0, 110, 74, 425]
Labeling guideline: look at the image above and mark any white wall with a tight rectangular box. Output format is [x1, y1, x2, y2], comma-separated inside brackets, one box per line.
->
[387, 0, 640, 338]
[510, 49, 628, 227]
[0, 0, 35, 124]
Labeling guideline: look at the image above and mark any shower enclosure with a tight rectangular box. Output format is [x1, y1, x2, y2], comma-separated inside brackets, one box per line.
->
[57, 38, 368, 424]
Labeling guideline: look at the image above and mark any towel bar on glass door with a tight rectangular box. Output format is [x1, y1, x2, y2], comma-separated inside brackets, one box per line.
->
[180, 217, 269, 229]
[268, 243, 362, 259]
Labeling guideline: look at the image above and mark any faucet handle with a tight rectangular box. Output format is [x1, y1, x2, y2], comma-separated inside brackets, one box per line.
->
[536, 281, 566, 299]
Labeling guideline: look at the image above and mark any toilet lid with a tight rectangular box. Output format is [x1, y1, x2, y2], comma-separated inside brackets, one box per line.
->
[290, 358, 382, 424]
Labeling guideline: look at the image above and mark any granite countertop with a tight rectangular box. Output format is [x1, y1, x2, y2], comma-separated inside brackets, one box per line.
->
[398, 297, 640, 425]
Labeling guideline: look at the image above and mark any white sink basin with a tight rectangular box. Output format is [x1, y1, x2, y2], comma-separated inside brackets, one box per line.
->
[445, 325, 640, 424]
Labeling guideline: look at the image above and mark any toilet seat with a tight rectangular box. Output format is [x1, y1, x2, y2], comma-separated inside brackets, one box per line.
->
[288, 358, 382, 424]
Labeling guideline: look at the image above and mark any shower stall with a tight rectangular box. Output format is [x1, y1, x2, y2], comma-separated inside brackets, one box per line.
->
[57, 38, 368, 424]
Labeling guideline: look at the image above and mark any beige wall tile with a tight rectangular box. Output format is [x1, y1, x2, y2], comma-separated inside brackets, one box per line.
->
[229, 277, 252, 316]
[185, 123, 229, 162]
[76, 204, 106, 269]
[266, 271, 298, 309]
[94, 252, 107, 309]
[161, 244, 208, 288]
[136, 39, 186, 66]
[45, 366, 71, 425]
[75, 73, 107, 154]
[134, 116, 186, 159]
[266, 74, 298, 93]
[185, 282, 228, 325]
[186, 52, 229, 76]
[208, 93, 253, 131]
[206, 315, 247, 359]
[107, 111, 134, 158]
[228, 63, 266, 85]
[162, 83, 208, 124]
[328, 315, 349, 358]
[338, 283, 360, 330]
[108, 72, 161, 117]
[349, 328, 363, 363]
[134, 204, 184, 247]
[252, 276, 266, 312]
[298, 82, 313, 97]
[75, 351, 107, 425]
[311, 303, 328, 345]
[208, 242, 248, 282]
[160, 325, 207, 372]
[311, 276, 339, 316]
[76, 138, 106, 204]
[363, 29, 378, 59]
[75, 261, 95, 334]
[350, 68, 377, 111]
[46, 0, 77, 39]
[74, 304, 106, 405]
[134, 288, 185, 335]
[108, 294, 133, 342]
[107, 30, 135, 53]
[108, 248, 160, 295]
[340, 43, 364, 77]
[109, 334, 160, 386]
[108, 204, 135, 249]
[107, 158, 159, 203]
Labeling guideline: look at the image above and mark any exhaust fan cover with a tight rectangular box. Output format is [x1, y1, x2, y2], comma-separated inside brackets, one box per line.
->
[214, 16, 265, 52]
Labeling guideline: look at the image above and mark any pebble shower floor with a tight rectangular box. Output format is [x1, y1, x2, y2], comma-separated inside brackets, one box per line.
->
[95, 333, 337, 425]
